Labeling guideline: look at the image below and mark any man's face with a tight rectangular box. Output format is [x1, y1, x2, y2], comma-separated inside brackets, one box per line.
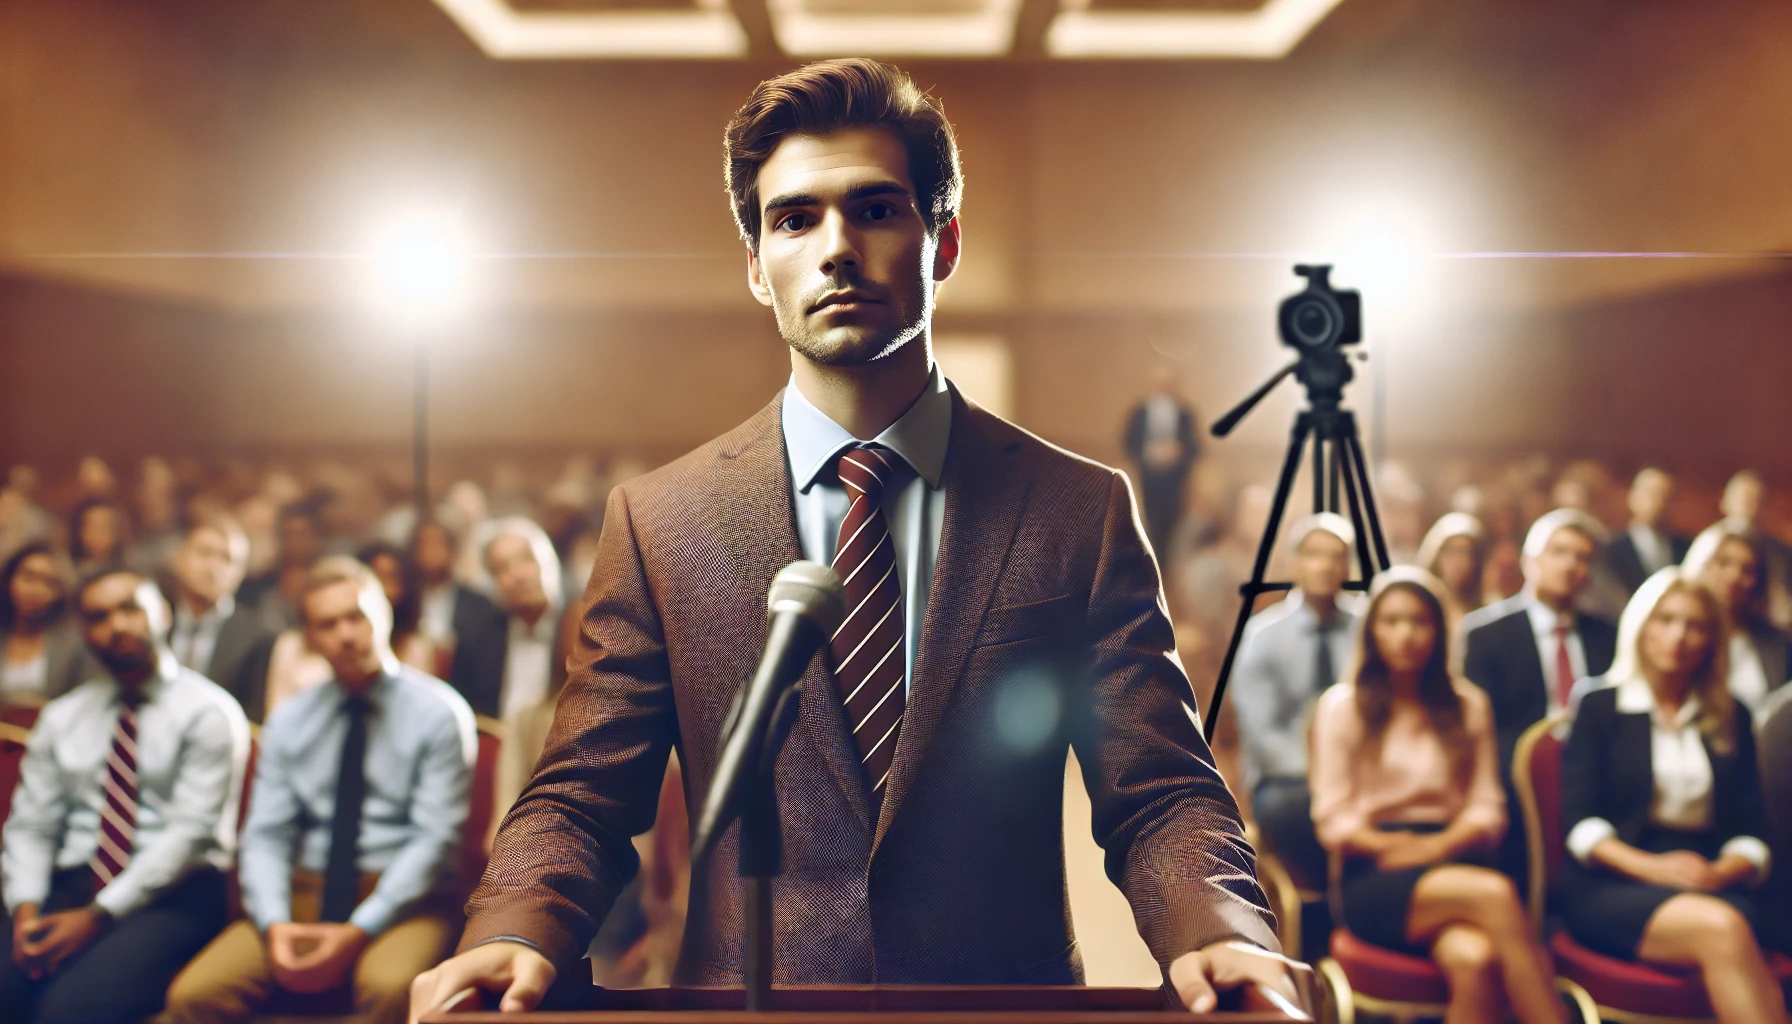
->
[1629, 471, 1672, 527]
[486, 534, 547, 614]
[413, 523, 455, 582]
[279, 515, 322, 569]
[304, 579, 385, 683]
[79, 573, 158, 677]
[1294, 531, 1350, 602]
[747, 126, 959, 367]
[175, 526, 243, 608]
[1724, 477, 1764, 523]
[1527, 527, 1597, 605]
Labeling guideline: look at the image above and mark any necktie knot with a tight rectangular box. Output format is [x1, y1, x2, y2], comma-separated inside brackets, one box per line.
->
[836, 444, 898, 504]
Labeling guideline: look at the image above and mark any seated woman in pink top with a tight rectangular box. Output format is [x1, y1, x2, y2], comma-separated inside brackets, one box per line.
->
[1311, 567, 1566, 1024]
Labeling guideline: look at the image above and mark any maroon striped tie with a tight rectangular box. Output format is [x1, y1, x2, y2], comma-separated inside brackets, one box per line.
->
[92, 701, 140, 888]
[829, 444, 906, 808]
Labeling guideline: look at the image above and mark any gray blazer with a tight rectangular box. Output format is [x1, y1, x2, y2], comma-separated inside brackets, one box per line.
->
[0, 619, 93, 705]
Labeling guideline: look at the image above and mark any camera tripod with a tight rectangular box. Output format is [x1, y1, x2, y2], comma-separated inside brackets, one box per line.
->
[1200, 346, 1392, 746]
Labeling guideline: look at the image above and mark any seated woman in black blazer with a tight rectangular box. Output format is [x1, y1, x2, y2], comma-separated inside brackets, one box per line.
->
[1561, 568, 1787, 1024]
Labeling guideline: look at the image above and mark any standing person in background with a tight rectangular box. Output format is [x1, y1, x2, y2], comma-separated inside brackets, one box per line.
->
[0, 541, 89, 706]
[168, 515, 277, 722]
[1461, 508, 1616, 879]
[1310, 569, 1565, 1024]
[67, 497, 130, 577]
[1231, 512, 1358, 891]
[410, 517, 505, 714]
[1416, 512, 1488, 640]
[1123, 366, 1201, 560]
[1720, 470, 1792, 629]
[476, 517, 566, 818]
[1682, 523, 1790, 716]
[1, 569, 249, 1024]
[358, 541, 438, 675]
[1558, 570, 1785, 1024]
[161, 557, 474, 1024]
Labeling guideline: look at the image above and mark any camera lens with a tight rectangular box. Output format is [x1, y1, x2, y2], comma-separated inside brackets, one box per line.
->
[1289, 298, 1337, 348]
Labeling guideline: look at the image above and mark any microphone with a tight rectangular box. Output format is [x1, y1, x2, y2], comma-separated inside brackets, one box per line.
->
[690, 560, 845, 869]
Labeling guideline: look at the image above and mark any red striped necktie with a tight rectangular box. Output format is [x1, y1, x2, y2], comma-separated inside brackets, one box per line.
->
[93, 698, 141, 890]
[828, 444, 907, 810]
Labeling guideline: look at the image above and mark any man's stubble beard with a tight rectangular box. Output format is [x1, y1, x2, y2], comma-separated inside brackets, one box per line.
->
[772, 262, 934, 368]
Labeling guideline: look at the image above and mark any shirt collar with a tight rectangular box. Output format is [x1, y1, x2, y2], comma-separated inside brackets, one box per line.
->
[178, 593, 235, 628]
[1524, 593, 1574, 635]
[782, 364, 952, 493]
[1614, 675, 1701, 728]
[332, 671, 394, 710]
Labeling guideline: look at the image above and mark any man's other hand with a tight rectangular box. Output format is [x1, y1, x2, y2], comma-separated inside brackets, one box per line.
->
[409, 941, 557, 1023]
[16, 907, 104, 978]
[1170, 940, 1302, 1015]
[268, 922, 368, 993]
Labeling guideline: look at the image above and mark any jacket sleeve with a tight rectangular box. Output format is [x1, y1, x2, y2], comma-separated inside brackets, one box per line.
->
[1073, 470, 1280, 965]
[457, 484, 678, 968]
[1559, 690, 1614, 863]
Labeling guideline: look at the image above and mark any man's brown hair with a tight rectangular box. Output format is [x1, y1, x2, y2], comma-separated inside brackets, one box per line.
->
[724, 58, 962, 250]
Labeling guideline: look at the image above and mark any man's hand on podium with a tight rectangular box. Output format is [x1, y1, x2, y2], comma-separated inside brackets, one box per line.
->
[1169, 940, 1301, 1014]
[409, 940, 557, 1023]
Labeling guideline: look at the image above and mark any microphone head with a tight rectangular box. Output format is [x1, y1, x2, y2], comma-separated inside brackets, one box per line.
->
[767, 560, 846, 636]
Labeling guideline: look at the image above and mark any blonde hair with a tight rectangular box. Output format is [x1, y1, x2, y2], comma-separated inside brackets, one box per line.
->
[1681, 522, 1769, 628]
[1611, 567, 1736, 754]
[1521, 507, 1606, 561]
[300, 555, 393, 643]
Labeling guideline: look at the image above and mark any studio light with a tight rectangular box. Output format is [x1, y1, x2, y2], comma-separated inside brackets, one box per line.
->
[367, 212, 473, 321]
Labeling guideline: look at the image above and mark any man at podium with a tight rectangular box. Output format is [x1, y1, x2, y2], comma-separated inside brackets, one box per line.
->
[411, 58, 1288, 1021]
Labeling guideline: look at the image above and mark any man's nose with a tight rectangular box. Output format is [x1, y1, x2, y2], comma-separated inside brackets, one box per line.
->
[817, 209, 860, 276]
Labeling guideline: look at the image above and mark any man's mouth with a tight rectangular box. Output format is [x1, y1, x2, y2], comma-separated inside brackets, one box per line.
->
[810, 291, 880, 314]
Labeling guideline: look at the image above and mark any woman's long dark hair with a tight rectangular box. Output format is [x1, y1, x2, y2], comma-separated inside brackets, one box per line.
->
[0, 539, 72, 631]
[1351, 569, 1472, 783]
[357, 540, 423, 640]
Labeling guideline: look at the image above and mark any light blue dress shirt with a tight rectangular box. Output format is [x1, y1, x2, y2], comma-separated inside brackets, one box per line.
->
[2, 656, 250, 918]
[238, 665, 475, 936]
[1230, 591, 1360, 791]
[782, 366, 953, 695]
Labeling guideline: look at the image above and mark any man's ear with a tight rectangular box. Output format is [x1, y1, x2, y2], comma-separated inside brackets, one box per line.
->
[746, 247, 774, 308]
[932, 215, 962, 284]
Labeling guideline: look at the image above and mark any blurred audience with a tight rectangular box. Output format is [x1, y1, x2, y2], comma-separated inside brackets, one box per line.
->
[476, 517, 567, 822]
[1559, 570, 1785, 1024]
[1310, 569, 1564, 1024]
[1720, 469, 1792, 629]
[410, 517, 505, 717]
[2, 568, 249, 1024]
[1231, 513, 1358, 890]
[357, 540, 437, 674]
[162, 557, 473, 1024]
[242, 502, 327, 633]
[1682, 523, 1791, 716]
[1416, 511, 1488, 639]
[67, 497, 129, 576]
[0, 541, 88, 706]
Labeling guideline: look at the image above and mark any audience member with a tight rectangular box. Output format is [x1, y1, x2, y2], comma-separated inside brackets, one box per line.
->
[1462, 507, 1615, 879]
[1310, 569, 1564, 1024]
[1558, 570, 1785, 1024]
[128, 456, 185, 580]
[1604, 468, 1689, 594]
[242, 502, 327, 632]
[1416, 511, 1487, 637]
[1231, 512, 1358, 889]
[0, 541, 89, 706]
[1, 569, 249, 1023]
[1681, 523, 1791, 715]
[478, 516, 567, 818]
[161, 557, 474, 1024]
[358, 541, 437, 674]
[1720, 469, 1792, 629]
[168, 515, 278, 722]
[67, 497, 129, 576]
[1122, 367, 1201, 559]
[410, 517, 505, 713]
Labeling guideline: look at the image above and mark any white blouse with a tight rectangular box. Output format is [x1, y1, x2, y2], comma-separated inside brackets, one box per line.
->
[1565, 677, 1771, 879]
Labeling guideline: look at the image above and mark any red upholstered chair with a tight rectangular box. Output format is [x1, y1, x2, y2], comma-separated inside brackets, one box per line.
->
[0, 701, 41, 731]
[1511, 713, 1792, 1022]
[458, 714, 505, 896]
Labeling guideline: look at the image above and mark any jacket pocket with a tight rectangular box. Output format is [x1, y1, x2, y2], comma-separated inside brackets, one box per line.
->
[972, 593, 1079, 649]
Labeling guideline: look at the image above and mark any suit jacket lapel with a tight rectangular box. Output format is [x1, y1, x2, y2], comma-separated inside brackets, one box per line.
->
[873, 391, 1030, 853]
[716, 391, 871, 834]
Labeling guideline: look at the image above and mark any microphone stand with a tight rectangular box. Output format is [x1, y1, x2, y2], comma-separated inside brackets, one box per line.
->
[735, 680, 804, 1011]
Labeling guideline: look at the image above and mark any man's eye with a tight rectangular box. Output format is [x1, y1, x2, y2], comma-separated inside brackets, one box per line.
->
[862, 203, 892, 221]
[777, 213, 809, 232]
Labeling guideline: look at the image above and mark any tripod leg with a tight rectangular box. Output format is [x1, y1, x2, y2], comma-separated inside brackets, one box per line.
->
[1329, 433, 1343, 514]
[1337, 437, 1378, 586]
[1311, 433, 1325, 515]
[1204, 415, 1312, 745]
[1341, 419, 1392, 570]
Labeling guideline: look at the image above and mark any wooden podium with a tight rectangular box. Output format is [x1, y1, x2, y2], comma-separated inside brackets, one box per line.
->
[421, 983, 1310, 1023]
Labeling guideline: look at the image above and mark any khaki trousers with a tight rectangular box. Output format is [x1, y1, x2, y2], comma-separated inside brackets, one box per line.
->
[157, 872, 460, 1024]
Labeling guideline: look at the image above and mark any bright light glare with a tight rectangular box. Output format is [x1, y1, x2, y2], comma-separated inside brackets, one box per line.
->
[367, 214, 473, 322]
[1335, 226, 1422, 299]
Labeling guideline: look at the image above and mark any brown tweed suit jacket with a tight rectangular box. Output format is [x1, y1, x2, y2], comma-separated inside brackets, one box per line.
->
[460, 386, 1278, 985]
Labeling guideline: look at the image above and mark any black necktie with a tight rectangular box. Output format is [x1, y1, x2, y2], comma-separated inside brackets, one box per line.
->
[1314, 620, 1335, 695]
[321, 693, 371, 923]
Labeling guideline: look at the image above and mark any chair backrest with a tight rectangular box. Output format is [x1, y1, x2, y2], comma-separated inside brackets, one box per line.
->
[1758, 695, 1792, 942]
[0, 721, 31, 834]
[1511, 714, 1565, 937]
[459, 715, 505, 894]
[0, 703, 41, 731]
